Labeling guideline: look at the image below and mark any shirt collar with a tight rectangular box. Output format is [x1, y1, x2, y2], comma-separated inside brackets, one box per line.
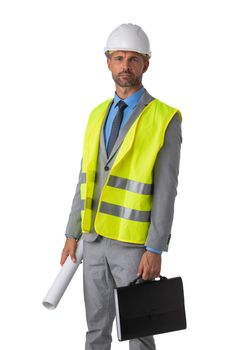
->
[113, 87, 145, 110]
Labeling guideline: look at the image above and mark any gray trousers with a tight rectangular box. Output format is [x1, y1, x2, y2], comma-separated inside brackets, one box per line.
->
[83, 235, 156, 350]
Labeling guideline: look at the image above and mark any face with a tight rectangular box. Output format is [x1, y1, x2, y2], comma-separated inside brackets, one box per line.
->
[107, 51, 149, 88]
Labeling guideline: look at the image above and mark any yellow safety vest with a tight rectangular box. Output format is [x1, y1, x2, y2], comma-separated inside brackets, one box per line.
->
[80, 98, 181, 244]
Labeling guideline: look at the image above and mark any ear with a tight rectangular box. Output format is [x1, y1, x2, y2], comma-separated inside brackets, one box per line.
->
[107, 57, 111, 71]
[142, 59, 149, 73]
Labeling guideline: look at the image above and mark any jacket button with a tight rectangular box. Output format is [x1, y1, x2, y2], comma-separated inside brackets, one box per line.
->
[104, 165, 109, 171]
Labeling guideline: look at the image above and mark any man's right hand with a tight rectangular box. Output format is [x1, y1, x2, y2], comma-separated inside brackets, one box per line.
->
[60, 238, 78, 266]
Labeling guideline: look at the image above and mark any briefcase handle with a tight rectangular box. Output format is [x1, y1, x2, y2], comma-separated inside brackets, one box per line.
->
[129, 275, 167, 286]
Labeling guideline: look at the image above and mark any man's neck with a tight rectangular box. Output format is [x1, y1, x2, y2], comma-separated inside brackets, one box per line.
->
[115, 84, 143, 99]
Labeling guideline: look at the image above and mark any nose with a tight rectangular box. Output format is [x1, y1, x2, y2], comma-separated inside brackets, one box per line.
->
[122, 58, 131, 71]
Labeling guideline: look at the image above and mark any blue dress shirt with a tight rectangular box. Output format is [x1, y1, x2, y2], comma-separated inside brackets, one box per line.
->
[104, 87, 162, 255]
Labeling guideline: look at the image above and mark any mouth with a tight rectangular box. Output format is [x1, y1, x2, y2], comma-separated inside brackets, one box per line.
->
[119, 73, 132, 77]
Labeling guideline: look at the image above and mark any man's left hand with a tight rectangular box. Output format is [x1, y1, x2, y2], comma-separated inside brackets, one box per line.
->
[137, 250, 162, 280]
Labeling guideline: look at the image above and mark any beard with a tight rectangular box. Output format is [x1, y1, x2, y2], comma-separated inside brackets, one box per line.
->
[112, 71, 142, 87]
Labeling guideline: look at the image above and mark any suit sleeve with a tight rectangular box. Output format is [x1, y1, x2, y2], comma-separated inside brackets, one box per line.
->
[64, 159, 83, 240]
[145, 113, 182, 252]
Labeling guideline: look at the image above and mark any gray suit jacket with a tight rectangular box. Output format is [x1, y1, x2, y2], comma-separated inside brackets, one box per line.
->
[65, 89, 182, 252]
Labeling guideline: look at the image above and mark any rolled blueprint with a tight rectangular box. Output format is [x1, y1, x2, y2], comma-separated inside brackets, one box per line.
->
[42, 238, 84, 310]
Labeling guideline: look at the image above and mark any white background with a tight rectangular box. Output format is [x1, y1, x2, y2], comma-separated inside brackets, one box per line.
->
[0, 0, 232, 349]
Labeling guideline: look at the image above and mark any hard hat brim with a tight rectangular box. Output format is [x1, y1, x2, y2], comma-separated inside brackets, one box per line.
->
[104, 48, 151, 58]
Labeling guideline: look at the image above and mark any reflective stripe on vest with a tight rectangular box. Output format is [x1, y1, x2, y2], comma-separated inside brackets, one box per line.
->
[80, 171, 96, 230]
[99, 201, 151, 222]
[80, 172, 88, 210]
[107, 175, 153, 195]
[81, 98, 182, 242]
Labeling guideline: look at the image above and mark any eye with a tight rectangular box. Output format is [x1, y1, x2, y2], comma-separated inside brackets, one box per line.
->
[130, 57, 138, 62]
[114, 56, 123, 61]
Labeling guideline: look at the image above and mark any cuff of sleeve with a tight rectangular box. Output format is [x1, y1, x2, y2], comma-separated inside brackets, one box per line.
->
[145, 246, 162, 255]
[65, 233, 82, 240]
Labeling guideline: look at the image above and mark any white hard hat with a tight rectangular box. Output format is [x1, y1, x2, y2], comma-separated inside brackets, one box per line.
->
[104, 23, 151, 57]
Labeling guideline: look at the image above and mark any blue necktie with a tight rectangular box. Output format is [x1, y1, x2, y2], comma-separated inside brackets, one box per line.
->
[107, 100, 128, 157]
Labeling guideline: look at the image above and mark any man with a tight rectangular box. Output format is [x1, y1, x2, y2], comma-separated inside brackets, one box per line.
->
[60, 23, 182, 350]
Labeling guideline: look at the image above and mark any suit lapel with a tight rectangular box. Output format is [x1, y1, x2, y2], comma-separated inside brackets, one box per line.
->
[99, 100, 113, 161]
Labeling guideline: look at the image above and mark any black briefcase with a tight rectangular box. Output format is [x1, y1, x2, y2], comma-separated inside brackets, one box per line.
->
[114, 276, 187, 341]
